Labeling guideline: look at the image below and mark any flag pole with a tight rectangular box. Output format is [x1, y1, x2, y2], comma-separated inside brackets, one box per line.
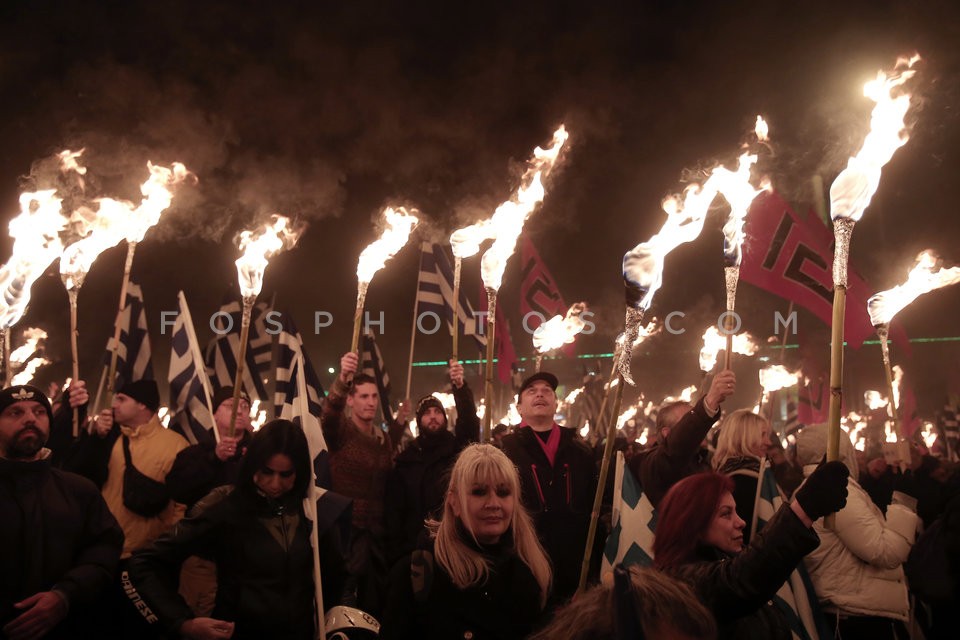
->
[405, 247, 423, 401]
[482, 288, 497, 443]
[227, 294, 256, 438]
[452, 256, 462, 362]
[579, 373, 624, 593]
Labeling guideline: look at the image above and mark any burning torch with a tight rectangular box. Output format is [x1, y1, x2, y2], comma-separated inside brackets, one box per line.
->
[228, 215, 303, 436]
[716, 118, 770, 369]
[867, 250, 960, 465]
[825, 55, 919, 525]
[531, 302, 588, 372]
[94, 162, 191, 413]
[0, 190, 67, 385]
[579, 174, 716, 593]
[351, 207, 419, 364]
[478, 125, 569, 441]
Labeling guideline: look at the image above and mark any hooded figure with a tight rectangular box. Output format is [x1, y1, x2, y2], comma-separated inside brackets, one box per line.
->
[795, 423, 920, 637]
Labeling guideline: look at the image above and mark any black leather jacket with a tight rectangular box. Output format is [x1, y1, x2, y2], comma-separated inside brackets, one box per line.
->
[127, 486, 347, 640]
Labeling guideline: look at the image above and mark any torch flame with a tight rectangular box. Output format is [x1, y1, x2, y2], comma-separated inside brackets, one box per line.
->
[759, 364, 801, 394]
[450, 220, 495, 259]
[864, 390, 889, 411]
[357, 206, 420, 284]
[59, 161, 191, 291]
[236, 215, 303, 298]
[867, 250, 960, 326]
[830, 55, 920, 223]
[717, 151, 771, 267]
[10, 357, 50, 386]
[755, 116, 769, 142]
[58, 149, 88, 190]
[9, 327, 48, 365]
[478, 125, 568, 291]
[532, 302, 588, 354]
[633, 319, 662, 348]
[699, 326, 758, 372]
[0, 191, 68, 329]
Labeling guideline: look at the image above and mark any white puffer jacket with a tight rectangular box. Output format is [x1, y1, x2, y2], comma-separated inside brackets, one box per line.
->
[801, 468, 919, 621]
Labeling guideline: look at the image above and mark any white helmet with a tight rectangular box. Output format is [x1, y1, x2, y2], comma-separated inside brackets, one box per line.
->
[325, 605, 380, 639]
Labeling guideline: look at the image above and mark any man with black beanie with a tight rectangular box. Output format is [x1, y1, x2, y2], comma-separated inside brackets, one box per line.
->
[0, 385, 123, 639]
[384, 359, 479, 565]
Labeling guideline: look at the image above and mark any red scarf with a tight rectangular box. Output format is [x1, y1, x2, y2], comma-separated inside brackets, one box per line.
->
[526, 423, 561, 466]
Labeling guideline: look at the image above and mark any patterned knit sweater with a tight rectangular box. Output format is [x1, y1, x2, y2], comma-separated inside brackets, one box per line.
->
[321, 377, 399, 531]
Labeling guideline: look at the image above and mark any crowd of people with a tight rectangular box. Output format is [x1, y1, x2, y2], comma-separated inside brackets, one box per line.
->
[2, 355, 959, 639]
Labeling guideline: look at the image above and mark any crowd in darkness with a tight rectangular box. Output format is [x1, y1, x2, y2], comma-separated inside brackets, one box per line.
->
[2, 355, 958, 640]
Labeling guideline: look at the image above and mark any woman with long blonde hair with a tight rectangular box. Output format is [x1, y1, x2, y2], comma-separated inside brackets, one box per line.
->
[713, 409, 802, 544]
[381, 443, 551, 639]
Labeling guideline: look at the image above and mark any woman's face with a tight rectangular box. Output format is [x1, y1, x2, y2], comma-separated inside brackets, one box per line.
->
[451, 479, 515, 544]
[701, 491, 746, 555]
[253, 453, 296, 499]
[750, 422, 771, 457]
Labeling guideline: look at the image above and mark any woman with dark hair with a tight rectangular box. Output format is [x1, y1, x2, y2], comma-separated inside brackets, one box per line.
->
[128, 420, 347, 640]
[652, 464, 848, 639]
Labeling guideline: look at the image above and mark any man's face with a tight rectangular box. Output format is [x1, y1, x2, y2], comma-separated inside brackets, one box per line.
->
[517, 381, 558, 422]
[659, 403, 692, 440]
[214, 398, 252, 436]
[112, 393, 146, 426]
[347, 382, 379, 422]
[0, 400, 50, 460]
[419, 406, 447, 433]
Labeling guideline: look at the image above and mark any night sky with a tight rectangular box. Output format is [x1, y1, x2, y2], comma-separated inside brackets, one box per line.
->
[2, 0, 959, 417]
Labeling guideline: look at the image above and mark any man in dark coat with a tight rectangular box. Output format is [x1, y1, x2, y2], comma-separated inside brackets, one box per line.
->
[384, 360, 479, 565]
[628, 369, 737, 508]
[0, 384, 124, 640]
[166, 387, 253, 510]
[500, 371, 598, 606]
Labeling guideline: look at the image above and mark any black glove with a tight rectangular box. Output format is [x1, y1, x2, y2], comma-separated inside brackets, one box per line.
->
[795, 460, 850, 521]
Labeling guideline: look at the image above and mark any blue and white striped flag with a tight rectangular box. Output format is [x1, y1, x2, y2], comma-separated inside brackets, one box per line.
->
[729, 460, 826, 640]
[361, 328, 393, 420]
[104, 278, 154, 389]
[168, 291, 216, 445]
[602, 452, 656, 581]
[417, 243, 487, 351]
[274, 313, 350, 636]
[204, 295, 273, 401]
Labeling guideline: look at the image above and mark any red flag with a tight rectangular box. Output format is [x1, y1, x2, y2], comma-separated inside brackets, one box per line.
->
[519, 235, 575, 356]
[741, 191, 909, 352]
[519, 235, 568, 329]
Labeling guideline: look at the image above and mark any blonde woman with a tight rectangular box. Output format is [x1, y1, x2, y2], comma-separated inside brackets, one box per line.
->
[713, 409, 803, 544]
[381, 443, 551, 639]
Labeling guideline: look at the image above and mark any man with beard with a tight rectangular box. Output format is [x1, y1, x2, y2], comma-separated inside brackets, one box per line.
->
[384, 360, 479, 565]
[0, 385, 123, 640]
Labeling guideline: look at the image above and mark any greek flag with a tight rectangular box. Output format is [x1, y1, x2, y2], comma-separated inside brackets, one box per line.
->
[168, 291, 216, 445]
[361, 328, 393, 420]
[104, 278, 154, 389]
[729, 460, 827, 640]
[204, 295, 273, 401]
[601, 452, 656, 581]
[417, 243, 487, 351]
[274, 313, 350, 636]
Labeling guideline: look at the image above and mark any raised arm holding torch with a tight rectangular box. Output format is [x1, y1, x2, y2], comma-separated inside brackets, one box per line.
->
[825, 54, 919, 525]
